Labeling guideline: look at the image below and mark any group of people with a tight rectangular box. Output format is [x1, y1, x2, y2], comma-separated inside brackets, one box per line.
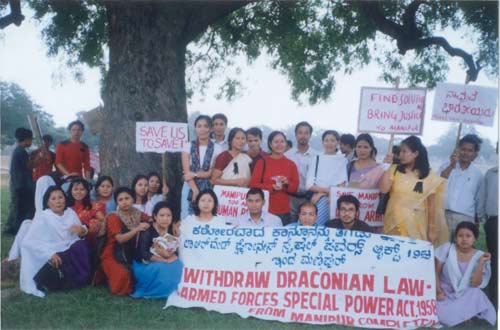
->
[5, 114, 498, 327]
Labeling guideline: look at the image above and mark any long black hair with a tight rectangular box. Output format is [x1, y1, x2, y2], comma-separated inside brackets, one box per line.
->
[95, 175, 114, 197]
[354, 133, 375, 159]
[397, 136, 430, 193]
[131, 174, 148, 205]
[42, 186, 68, 211]
[147, 172, 163, 195]
[152, 201, 176, 235]
[66, 178, 92, 210]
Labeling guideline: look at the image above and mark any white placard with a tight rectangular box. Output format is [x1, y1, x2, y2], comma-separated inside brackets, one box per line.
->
[136, 122, 188, 153]
[213, 185, 269, 224]
[431, 82, 498, 127]
[358, 87, 426, 135]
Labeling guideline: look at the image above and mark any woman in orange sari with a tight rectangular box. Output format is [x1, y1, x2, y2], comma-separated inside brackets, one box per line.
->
[379, 136, 448, 246]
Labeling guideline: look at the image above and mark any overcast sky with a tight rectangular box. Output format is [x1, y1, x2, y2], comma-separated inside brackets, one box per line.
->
[0, 7, 498, 147]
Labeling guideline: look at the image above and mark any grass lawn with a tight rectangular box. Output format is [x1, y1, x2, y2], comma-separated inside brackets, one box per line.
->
[0, 186, 496, 330]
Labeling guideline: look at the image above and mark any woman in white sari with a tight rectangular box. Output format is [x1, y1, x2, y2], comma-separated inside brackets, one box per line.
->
[435, 221, 496, 326]
[211, 127, 252, 188]
[20, 186, 90, 297]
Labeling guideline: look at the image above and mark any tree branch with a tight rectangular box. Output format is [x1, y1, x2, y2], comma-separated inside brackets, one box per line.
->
[359, 0, 481, 81]
[0, 0, 24, 29]
[182, 1, 253, 43]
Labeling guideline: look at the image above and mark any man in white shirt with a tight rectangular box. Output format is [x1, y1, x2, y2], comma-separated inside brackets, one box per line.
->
[234, 188, 282, 227]
[284, 121, 317, 221]
[211, 113, 229, 151]
[438, 134, 483, 239]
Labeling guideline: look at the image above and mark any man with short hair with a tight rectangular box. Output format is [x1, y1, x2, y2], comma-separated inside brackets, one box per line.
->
[211, 113, 228, 151]
[5, 128, 36, 235]
[340, 134, 356, 161]
[246, 127, 267, 172]
[284, 121, 317, 221]
[325, 195, 373, 232]
[55, 120, 91, 180]
[234, 188, 282, 227]
[438, 134, 483, 238]
[29, 134, 55, 182]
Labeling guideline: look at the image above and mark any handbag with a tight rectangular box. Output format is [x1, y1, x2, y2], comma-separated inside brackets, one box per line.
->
[33, 262, 64, 292]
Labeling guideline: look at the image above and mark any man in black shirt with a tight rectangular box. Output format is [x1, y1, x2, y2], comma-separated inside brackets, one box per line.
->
[5, 128, 35, 235]
[326, 195, 373, 233]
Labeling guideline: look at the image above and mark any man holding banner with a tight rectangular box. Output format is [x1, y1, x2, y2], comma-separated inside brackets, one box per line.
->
[438, 134, 483, 239]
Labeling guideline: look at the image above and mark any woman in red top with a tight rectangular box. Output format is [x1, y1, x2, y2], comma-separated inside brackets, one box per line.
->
[66, 178, 106, 246]
[250, 131, 299, 225]
[99, 187, 150, 295]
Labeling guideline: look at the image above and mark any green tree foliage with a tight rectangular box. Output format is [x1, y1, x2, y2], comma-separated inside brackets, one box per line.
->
[19, 1, 498, 105]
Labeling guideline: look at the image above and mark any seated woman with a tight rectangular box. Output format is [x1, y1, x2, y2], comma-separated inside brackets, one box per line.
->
[92, 175, 117, 213]
[286, 202, 319, 227]
[99, 187, 150, 295]
[145, 172, 168, 216]
[211, 127, 252, 188]
[131, 202, 183, 299]
[435, 221, 496, 327]
[131, 175, 149, 214]
[67, 178, 106, 246]
[181, 189, 228, 233]
[20, 186, 90, 297]
[305, 130, 347, 225]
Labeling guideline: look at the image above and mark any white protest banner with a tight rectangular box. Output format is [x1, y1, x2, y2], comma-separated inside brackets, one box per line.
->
[166, 227, 439, 329]
[358, 87, 426, 135]
[329, 187, 383, 227]
[213, 185, 269, 224]
[431, 82, 498, 127]
[136, 122, 188, 153]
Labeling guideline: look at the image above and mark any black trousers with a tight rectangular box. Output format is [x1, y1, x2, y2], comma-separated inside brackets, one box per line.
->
[6, 187, 35, 234]
[485, 216, 498, 309]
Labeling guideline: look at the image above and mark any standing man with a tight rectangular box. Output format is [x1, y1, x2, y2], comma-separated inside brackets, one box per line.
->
[234, 188, 282, 227]
[29, 134, 55, 182]
[284, 121, 317, 222]
[211, 113, 228, 151]
[5, 128, 35, 235]
[340, 134, 356, 161]
[55, 120, 91, 180]
[478, 146, 498, 309]
[246, 127, 267, 172]
[438, 134, 483, 238]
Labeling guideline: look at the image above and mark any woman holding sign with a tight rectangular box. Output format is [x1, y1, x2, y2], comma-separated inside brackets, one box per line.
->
[305, 130, 347, 226]
[181, 115, 222, 219]
[132, 202, 182, 299]
[211, 127, 252, 188]
[250, 131, 299, 225]
[379, 136, 448, 246]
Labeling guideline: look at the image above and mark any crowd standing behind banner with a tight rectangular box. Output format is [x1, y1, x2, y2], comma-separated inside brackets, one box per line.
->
[3, 114, 497, 328]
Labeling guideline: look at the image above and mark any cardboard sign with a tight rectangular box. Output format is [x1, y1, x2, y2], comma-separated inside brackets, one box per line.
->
[213, 185, 269, 224]
[89, 151, 100, 174]
[358, 87, 426, 134]
[166, 227, 439, 329]
[330, 187, 383, 227]
[432, 82, 498, 127]
[136, 122, 188, 153]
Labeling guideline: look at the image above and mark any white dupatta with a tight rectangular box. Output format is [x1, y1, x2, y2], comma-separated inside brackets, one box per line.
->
[20, 208, 82, 297]
[436, 242, 491, 297]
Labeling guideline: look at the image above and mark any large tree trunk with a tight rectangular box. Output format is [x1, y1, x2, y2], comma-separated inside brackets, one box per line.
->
[100, 3, 189, 216]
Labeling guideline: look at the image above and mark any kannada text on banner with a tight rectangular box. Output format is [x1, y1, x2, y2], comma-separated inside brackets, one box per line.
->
[136, 122, 189, 153]
[358, 87, 426, 134]
[431, 82, 498, 127]
[213, 186, 269, 225]
[330, 187, 383, 227]
[166, 226, 439, 329]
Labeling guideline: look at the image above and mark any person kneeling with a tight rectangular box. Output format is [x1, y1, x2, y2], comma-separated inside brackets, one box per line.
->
[20, 186, 91, 297]
[131, 202, 183, 299]
[325, 195, 373, 233]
